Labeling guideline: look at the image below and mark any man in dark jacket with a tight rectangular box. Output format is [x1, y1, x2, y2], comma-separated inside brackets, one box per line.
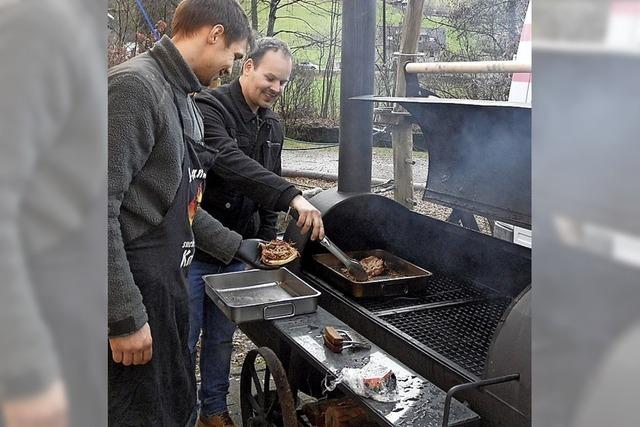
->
[107, 1, 273, 425]
[189, 38, 323, 427]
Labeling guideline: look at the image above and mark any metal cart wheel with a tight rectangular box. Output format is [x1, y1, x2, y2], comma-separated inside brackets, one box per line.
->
[240, 346, 297, 427]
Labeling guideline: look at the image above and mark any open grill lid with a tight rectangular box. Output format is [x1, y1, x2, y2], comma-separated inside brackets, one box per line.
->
[353, 86, 531, 228]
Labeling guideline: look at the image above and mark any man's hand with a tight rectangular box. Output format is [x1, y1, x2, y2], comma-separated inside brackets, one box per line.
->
[2, 379, 68, 427]
[290, 195, 325, 241]
[109, 322, 152, 366]
[235, 239, 279, 269]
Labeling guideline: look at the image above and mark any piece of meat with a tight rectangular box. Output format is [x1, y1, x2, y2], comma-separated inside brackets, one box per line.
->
[259, 240, 299, 265]
[359, 256, 386, 277]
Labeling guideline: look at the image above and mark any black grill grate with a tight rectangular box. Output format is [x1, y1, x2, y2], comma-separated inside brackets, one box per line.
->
[357, 273, 494, 313]
[379, 298, 511, 377]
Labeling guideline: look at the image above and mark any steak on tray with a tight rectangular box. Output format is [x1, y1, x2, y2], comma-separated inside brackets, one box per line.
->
[359, 256, 386, 277]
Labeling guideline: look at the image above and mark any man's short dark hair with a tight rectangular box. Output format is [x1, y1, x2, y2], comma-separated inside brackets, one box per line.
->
[172, 0, 251, 44]
[246, 37, 292, 67]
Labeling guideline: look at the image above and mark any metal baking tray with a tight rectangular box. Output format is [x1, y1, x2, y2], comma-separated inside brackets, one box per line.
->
[312, 249, 432, 298]
[204, 268, 320, 323]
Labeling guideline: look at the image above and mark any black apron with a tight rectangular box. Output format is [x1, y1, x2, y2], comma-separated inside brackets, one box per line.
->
[109, 88, 217, 426]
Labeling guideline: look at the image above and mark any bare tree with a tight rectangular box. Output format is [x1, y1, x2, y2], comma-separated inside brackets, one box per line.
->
[108, 0, 138, 67]
[251, 0, 259, 30]
[109, 0, 136, 44]
[275, 66, 317, 124]
[319, 0, 340, 118]
[420, 0, 528, 100]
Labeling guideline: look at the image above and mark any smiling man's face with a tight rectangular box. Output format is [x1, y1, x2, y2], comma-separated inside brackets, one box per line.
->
[240, 49, 292, 112]
[195, 26, 246, 86]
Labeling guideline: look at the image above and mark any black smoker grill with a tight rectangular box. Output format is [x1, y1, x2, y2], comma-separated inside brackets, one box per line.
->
[241, 2, 531, 425]
[240, 101, 531, 423]
[276, 52, 531, 425]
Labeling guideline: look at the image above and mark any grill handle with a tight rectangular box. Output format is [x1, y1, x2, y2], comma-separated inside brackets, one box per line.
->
[441, 373, 520, 427]
[263, 303, 296, 320]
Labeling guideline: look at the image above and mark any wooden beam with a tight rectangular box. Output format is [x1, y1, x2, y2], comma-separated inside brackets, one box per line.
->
[391, 0, 426, 209]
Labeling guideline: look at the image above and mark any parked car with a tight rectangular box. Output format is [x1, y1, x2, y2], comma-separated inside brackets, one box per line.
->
[297, 61, 319, 71]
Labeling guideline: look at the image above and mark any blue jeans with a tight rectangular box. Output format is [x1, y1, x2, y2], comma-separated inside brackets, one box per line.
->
[188, 259, 245, 417]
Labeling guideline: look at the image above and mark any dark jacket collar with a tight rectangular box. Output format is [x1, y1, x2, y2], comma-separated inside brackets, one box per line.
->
[229, 78, 279, 123]
[149, 35, 201, 94]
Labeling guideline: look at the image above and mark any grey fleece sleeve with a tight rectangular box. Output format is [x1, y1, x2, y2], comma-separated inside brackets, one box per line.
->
[193, 207, 243, 264]
[108, 74, 156, 336]
[0, 1, 61, 398]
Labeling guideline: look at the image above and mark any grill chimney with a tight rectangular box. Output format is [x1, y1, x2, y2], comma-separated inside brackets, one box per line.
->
[337, 0, 376, 193]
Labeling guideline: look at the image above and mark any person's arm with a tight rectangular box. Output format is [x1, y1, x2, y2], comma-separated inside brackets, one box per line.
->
[107, 74, 157, 338]
[195, 92, 300, 211]
[193, 208, 276, 269]
[195, 94, 324, 240]
[256, 208, 279, 241]
[196, 93, 325, 240]
[192, 207, 243, 263]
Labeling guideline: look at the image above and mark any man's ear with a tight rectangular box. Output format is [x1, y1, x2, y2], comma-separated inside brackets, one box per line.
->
[243, 58, 254, 75]
[207, 24, 225, 44]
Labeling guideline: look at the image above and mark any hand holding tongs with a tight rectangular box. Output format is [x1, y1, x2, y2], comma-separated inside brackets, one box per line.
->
[289, 208, 369, 281]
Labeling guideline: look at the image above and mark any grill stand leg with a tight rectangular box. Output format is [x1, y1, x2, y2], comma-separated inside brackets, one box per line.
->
[446, 208, 480, 231]
[441, 373, 520, 427]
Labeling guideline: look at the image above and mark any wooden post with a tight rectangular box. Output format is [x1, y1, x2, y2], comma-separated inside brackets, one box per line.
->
[392, 0, 425, 209]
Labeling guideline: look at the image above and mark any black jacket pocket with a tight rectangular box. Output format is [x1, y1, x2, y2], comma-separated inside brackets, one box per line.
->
[263, 140, 282, 171]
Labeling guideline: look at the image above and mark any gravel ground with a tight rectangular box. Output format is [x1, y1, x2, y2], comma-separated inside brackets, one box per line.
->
[282, 145, 430, 184]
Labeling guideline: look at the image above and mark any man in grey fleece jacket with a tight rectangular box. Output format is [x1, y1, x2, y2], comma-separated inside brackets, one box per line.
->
[108, 15, 248, 356]
[108, 0, 270, 424]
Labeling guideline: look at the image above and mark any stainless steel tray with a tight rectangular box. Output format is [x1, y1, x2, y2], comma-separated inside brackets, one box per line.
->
[204, 268, 320, 323]
[312, 249, 432, 298]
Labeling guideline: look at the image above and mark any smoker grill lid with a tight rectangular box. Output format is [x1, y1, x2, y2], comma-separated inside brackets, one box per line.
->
[353, 95, 531, 228]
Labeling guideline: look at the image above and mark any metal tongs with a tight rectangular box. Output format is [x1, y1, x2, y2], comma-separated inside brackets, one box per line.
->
[318, 236, 369, 281]
[289, 209, 369, 281]
[323, 326, 371, 353]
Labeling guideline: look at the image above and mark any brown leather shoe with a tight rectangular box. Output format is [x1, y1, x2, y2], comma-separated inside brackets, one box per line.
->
[197, 411, 236, 427]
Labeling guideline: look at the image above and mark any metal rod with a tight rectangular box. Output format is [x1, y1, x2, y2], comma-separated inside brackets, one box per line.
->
[441, 374, 520, 427]
[374, 297, 482, 317]
[281, 169, 428, 190]
[405, 60, 531, 74]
